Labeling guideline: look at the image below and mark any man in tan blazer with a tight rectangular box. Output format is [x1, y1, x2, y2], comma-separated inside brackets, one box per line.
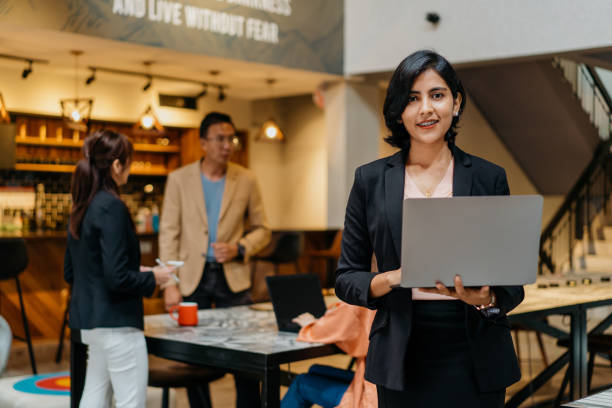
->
[159, 111, 270, 408]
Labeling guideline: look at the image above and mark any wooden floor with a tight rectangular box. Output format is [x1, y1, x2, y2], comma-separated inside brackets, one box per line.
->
[3, 313, 612, 408]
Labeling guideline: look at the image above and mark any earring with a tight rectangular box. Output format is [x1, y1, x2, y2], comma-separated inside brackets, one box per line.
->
[396, 119, 403, 123]
[453, 112, 459, 117]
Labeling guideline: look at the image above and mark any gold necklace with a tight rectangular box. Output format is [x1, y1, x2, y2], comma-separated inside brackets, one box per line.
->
[407, 159, 452, 198]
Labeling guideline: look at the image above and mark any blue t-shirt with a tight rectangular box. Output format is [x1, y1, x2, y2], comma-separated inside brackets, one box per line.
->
[201, 174, 226, 261]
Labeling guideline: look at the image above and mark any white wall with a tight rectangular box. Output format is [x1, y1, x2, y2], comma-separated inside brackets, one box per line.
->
[345, 0, 612, 75]
[250, 96, 328, 230]
[278, 96, 327, 229]
[325, 81, 381, 228]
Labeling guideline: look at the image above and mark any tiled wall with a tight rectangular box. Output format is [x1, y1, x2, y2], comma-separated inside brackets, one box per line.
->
[0, 170, 166, 231]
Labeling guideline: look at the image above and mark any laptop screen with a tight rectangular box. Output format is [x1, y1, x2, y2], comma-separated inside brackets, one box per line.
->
[265, 274, 327, 332]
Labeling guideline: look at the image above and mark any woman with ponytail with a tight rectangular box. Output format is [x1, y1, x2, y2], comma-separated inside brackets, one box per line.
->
[64, 130, 174, 408]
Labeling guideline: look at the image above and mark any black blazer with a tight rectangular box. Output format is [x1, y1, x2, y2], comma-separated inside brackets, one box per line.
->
[335, 146, 524, 392]
[64, 190, 155, 330]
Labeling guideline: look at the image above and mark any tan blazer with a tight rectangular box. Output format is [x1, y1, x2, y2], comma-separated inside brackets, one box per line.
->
[159, 161, 270, 295]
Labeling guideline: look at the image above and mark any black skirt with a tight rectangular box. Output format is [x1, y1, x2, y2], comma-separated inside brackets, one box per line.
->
[376, 300, 505, 408]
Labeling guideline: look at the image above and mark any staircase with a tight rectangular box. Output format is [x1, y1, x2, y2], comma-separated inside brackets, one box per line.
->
[540, 59, 612, 277]
[459, 59, 599, 195]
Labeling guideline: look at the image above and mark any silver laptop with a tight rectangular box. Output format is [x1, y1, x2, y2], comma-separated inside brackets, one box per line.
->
[401, 195, 542, 288]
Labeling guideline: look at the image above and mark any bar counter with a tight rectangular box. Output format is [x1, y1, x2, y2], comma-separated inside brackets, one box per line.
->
[0, 230, 161, 342]
[0, 230, 159, 240]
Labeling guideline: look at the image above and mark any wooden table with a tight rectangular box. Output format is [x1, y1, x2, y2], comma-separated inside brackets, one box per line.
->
[506, 283, 612, 407]
[143, 305, 339, 408]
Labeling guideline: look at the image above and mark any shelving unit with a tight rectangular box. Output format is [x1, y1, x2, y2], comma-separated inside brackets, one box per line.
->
[14, 163, 170, 175]
[15, 136, 181, 153]
[12, 114, 186, 175]
[9, 113, 250, 175]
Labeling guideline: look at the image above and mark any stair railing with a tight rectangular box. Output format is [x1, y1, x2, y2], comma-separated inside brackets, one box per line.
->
[555, 58, 612, 140]
[540, 60, 612, 274]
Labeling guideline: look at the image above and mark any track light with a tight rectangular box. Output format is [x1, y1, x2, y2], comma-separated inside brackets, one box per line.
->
[143, 75, 152, 91]
[21, 60, 32, 79]
[196, 83, 208, 99]
[85, 68, 96, 85]
[0, 54, 47, 79]
[218, 86, 226, 102]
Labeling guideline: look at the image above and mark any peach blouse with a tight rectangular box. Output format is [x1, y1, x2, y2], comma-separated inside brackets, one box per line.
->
[405, 159, 456, 300]
[297, 302, 377, 408]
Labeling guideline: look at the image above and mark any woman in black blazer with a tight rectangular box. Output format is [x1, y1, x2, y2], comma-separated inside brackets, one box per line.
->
[335, 50, 524, 407]
[64, 130, 173, 407]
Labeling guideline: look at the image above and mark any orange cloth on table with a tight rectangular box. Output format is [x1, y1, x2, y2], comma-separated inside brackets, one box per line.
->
[296, 302, 377, 408]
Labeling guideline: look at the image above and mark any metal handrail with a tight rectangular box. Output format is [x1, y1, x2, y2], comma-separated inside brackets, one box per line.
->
[540, 60, 612, 274]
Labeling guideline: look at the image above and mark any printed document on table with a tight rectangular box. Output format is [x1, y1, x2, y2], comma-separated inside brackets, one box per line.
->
[563, 387, 612, 407]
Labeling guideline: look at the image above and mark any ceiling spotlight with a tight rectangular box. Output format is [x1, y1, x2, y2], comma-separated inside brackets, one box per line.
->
[143, 75, 152, 91]
[196, 83, 208, 99]
[218, 86, 226, 102]
[21, 60, 32, 79]
[85, 68, 96, 85]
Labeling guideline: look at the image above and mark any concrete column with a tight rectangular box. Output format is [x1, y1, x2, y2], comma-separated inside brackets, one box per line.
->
[324, 81, 380, 228]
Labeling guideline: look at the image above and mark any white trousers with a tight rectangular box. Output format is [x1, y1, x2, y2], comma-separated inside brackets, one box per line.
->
[80, 327, 148, 408]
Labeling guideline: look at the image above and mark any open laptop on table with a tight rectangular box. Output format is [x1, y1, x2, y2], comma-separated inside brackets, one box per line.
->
[401, 195, 543, 288]
[266, 274, 327, 332]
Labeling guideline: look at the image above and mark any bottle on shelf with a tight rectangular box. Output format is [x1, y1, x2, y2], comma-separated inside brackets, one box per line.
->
[35, 183, 45, 231]
[151, 204, 160, 233]
[14, 210, 23, 230]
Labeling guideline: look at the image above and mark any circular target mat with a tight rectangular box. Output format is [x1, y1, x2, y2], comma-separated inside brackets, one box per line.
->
[12, 372, 70, 395]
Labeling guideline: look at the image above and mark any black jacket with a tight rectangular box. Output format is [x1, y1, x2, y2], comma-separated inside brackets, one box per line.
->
[64, 190, 155, 330]
[335, 146, 523, 392]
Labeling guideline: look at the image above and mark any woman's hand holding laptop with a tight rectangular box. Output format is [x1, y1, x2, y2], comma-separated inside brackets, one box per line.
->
[369, 270, 495, 309]
[419, 275, 494, 307]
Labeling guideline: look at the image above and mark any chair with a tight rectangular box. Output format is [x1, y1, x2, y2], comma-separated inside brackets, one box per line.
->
[252, 232, 303, 275]
[554, 334, 612, 405]
[0, 238, 36, 374]
[55, 288, 70, 363]
[511, 322, 549, 367]
[307, 230, 342, 288]
[148, 355, 225, 408]
[0, 316, 11, 374]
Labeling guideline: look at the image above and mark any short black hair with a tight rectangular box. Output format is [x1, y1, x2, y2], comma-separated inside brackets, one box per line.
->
[199, 111, 235, 139]
[383, 50, 466, 151]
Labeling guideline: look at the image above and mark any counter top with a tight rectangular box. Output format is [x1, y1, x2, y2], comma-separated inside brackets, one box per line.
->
[0, 230, 159, 240]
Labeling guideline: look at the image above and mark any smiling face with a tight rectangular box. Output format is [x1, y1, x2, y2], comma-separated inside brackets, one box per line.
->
[400, 69, 462, 147]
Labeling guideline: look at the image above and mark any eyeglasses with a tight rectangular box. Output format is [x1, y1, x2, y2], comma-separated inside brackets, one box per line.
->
[207, 135, 236, 145]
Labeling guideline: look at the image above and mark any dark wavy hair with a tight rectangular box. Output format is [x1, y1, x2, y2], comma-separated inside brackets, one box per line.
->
[69, 129, 133, 238]
[383, 50, 466, 151]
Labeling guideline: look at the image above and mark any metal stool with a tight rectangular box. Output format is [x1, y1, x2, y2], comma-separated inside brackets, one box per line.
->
[0, 238, 37, 374]
[555, 333, 612, 405]
[148, 355, 225, 408]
